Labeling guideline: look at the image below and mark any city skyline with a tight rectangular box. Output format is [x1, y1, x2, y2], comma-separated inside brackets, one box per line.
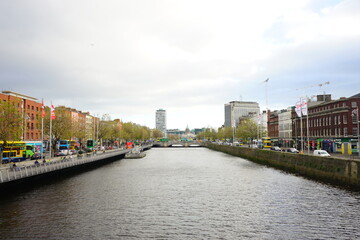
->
[0, 0, 359, 129]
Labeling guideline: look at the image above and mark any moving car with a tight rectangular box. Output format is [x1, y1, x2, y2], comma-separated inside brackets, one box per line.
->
[313, 150, 331, 157]
[270, 146, 282, 151]
[286, 148, 299, 153]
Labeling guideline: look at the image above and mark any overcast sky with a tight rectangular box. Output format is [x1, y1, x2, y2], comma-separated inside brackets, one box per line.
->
[0, 0, 359, 130]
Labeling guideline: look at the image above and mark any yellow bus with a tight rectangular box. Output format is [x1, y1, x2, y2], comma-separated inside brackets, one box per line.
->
[262, 137, 272, 148]
[0, 141, 26, 163]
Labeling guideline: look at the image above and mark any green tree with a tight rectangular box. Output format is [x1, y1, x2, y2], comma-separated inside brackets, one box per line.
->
[152, 129, 164, 139]
[0, 100, 23, 163]
[236, 119, 259, 142]
[0, 99, 23, 141]
[43, 106, 72, 140]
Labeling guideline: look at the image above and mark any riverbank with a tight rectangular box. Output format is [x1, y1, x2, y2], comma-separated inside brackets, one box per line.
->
[205, 143, 360, 190]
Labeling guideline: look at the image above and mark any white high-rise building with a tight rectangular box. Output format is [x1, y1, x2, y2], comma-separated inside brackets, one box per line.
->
[224, 101, 260, 127]
[156, 109, 167, 137]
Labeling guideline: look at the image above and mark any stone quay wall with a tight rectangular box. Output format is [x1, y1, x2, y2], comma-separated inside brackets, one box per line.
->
[205, 143, 360, 189]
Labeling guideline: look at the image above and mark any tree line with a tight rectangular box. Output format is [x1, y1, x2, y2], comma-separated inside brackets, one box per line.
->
[196, 119, 267, 142]
[0, 101, 164, 144]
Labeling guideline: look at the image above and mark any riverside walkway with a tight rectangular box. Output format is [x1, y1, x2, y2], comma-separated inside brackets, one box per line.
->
[0, 144, 152, 185]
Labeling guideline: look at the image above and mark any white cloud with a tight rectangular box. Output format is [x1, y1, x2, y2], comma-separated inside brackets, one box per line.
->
[0, 0, 359, 129]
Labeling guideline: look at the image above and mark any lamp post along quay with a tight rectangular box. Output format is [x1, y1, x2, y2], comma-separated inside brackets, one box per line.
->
[353, 106, 360, 156]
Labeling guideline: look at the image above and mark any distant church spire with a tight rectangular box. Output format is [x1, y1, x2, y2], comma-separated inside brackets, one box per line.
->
[185, 124, 190, 135]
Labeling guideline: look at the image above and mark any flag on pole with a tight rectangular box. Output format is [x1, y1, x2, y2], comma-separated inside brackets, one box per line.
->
[352, 109, 358, 117]
[51, 105, 56, 120]
[301, 98, 308, 116]
[41, 99, 46, 118]
[295, 101, 302, 117]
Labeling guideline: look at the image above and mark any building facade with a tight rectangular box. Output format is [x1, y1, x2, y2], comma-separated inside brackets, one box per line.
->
[292, 93, 360, 153]
[267, 110, 279, 141]
[156, 109, 167, 136]
[278, 108, 293, 148]
[0, 91, 42, 141]
[224, 101, 260, 127]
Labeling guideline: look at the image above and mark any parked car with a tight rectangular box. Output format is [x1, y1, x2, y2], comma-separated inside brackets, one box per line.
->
[270, 146, 282, 151]
[313, 150, 331, 157]
[232, 142, 240, 146]
[287, 148, 299, 153]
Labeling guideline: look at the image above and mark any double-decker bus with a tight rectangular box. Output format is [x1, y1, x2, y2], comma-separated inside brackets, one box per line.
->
[86, 139, 96, 150]
[262, 137, 272, 148]
[0, 141, 26, 163]
[57, 140, 75, 155]
[25, 141, 43, 158]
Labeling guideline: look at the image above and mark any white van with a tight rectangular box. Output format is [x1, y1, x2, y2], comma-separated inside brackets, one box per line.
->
[313, 150, 331, 157]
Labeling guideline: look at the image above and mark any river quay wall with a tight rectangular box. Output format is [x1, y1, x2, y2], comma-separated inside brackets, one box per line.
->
[206, 143, 360, 190]
[0, 144, 153, 191]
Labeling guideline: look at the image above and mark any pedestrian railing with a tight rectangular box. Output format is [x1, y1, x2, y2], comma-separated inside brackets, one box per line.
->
[0, 148, 131, 184]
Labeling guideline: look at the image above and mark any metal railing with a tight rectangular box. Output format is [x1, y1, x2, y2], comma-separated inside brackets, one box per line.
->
[0, 148, 130, 184]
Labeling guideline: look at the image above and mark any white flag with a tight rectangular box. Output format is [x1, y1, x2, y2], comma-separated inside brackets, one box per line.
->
[352, 109, 358, 117]
[295, 101, 302, 117]
[301, 98, 308, 116]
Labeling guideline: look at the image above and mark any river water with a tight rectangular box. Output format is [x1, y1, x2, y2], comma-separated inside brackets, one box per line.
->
[0, 148, 359, 239]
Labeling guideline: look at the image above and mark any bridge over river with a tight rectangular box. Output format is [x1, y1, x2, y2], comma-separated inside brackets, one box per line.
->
[153, 140, 202, 147]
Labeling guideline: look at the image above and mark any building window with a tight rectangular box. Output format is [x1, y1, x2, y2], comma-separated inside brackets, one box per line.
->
[352, 102, 357, 108]
[343, 115, 347, 124]
[353, 128, 358, 136]
[353, 112, 358, 124]
[32, 106, 34, 110]
[338, 115, 341, 124]
[344, 127, 348, 137]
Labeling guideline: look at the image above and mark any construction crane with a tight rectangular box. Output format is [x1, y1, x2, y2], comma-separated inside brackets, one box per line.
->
[296, 81, 330, 91]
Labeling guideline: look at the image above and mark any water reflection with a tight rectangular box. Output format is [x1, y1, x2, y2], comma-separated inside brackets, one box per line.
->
[0, 148, 359, 239]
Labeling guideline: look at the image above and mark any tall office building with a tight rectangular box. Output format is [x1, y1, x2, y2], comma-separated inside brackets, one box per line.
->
[224, 101, 260, 127]
[156, 109, 167, 136]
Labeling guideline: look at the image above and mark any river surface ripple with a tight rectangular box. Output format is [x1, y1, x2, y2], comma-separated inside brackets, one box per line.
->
[0, 148, 359, 239]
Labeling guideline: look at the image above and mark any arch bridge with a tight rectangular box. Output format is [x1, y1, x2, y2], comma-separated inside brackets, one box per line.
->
[153, 141, 203, 148]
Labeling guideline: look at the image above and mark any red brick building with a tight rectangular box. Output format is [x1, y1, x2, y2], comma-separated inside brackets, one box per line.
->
[0, 91, 42, 141]
[292, 93, 360, 152]
[267, 110, 279, 140]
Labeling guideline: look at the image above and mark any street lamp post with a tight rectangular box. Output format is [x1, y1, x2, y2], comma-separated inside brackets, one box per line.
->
[358, 106, 360, 157]
[355, 106, 360, 157]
